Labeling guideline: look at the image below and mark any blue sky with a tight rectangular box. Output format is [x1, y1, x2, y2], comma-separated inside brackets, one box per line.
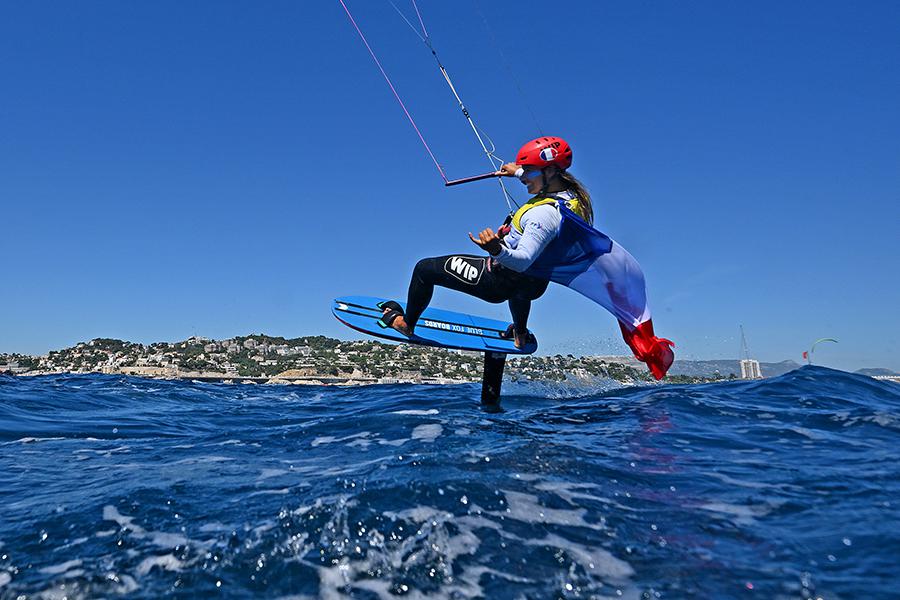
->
[2, 1, 898, 371]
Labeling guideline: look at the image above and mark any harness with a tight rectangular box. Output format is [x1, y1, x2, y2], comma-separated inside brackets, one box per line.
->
[510, 193, 589, 233]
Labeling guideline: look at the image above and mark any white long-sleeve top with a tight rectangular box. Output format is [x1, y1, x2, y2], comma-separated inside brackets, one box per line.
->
[494, 190, 576, 272]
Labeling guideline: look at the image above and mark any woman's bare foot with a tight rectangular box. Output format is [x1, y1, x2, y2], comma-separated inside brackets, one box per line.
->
[513, 330, 525, 349]
[382, 307, 413, 336]
[500, 324, 528, 349]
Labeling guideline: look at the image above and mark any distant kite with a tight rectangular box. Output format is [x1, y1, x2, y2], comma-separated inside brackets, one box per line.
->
[803, 338, 838, 364]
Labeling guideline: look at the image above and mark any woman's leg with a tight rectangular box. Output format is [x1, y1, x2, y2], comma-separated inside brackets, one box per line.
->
[505, 277, 549, 346]
[401, 255, 511, 331]
[507, 296, 532, 336]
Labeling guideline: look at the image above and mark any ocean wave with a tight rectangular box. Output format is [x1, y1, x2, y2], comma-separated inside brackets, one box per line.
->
[0, 367, 897, 597]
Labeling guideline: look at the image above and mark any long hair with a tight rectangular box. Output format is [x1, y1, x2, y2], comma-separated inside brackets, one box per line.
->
[559, 170, 594, 225]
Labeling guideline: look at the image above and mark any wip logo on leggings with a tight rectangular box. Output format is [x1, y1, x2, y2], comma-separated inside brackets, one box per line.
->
[444, 256, 484, 285]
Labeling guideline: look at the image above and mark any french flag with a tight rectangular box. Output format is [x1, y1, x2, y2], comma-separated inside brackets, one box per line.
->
[525, 203, 675, 379]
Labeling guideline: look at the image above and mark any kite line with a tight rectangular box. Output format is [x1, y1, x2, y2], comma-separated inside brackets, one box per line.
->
[339, 0, 519, 211]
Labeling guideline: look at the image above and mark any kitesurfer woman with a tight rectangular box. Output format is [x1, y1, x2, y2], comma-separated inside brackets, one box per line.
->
[380, 136, 591, 348]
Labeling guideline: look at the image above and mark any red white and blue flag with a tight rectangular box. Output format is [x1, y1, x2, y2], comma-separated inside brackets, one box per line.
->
[524, 203, 675, 379]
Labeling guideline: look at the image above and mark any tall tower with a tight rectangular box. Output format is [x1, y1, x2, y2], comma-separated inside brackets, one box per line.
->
[739, 325, 763, 379]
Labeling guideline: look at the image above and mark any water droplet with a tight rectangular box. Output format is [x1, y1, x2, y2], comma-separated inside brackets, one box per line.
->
[216, 580, 222, 588]
[460, 495, 468, 505]
[842, 538, 851, 546]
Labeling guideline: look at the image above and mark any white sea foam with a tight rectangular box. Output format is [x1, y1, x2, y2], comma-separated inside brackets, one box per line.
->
[0, 572, 11, 588]
[170, 455, 234, 465]
[458, 564, 533, 587]
[787, 426, 826, 440]
[346, 437, 373, 449]
[73, 445, 131, 458]
[870, 413, 898, 428]
[701, 470, 781, 490]
[103, 505, 146, 534]
[391, 409, 439, 416]
[258, 468, 289, 481]
[526, 533, 634, 578]
[696, 501, 773, 525]
[252, 522, 277, 537]
[312, 501, 621, 600]
[136, 554, 184, 576]
[318, 455, 394, 476]
[7, 436, 66, 444]
[313, 503, 487, 600]
[385, 505, 452, 523]
[147, 531, 190, 548]
[39, 559, 83, 575]
[248, 488, 292, 497]
[376, 438, 408, 447]
[462, 450, 489, 463]
[276, 461, 324, 474]
[497, 490, 605, 531]
[102, 505, 199, 550]
[311, 432, 371, 447]
[114, 574, 140, 594]
[535, 480, 637, 512]
[411, 424, 442, 443]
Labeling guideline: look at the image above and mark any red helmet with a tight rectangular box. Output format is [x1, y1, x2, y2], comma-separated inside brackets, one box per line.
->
[515, 136, 572, 170]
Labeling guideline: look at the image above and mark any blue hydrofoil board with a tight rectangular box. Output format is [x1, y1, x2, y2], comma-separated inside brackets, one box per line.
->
[332, 296, 537, 355]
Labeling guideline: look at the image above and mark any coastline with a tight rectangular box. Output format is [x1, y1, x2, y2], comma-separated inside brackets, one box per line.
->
[1, 334, 767, 386]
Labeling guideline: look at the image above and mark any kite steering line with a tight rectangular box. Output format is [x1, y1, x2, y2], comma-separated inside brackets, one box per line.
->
[338, 0, 518, 211]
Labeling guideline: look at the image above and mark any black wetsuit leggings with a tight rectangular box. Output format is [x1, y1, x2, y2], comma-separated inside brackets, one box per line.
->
[404, 254, 549, 335]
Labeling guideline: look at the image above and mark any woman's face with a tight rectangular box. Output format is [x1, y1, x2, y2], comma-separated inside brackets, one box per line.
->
[519, 167, 545, 194]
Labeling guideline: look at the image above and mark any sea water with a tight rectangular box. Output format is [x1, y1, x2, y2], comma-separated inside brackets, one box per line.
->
[0, 367, 898, 598]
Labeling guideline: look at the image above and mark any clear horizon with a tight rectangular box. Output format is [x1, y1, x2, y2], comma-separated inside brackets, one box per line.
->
[2, 1, 898, 372]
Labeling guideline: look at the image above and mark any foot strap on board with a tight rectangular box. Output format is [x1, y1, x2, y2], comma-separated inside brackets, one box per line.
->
[376, 300, 405, 329]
